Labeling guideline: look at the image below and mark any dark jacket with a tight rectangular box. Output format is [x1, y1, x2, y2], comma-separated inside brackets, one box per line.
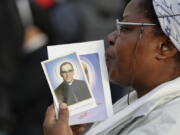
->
[55, 79, 91, 105]
[0, 0, 23, 133]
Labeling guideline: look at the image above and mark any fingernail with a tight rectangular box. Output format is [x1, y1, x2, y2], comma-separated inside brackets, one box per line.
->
[60, 103, 68, 109]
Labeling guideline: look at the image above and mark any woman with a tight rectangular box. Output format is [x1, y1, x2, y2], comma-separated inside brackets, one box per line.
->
[43, 0, 180, 134]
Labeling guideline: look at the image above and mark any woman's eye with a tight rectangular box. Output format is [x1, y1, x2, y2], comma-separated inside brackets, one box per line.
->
[120, 26, 129, 32]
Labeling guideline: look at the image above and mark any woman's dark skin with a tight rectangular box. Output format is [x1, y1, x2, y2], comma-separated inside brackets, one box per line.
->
[43, 0, 180, 134]
[106, 0, 179, 98]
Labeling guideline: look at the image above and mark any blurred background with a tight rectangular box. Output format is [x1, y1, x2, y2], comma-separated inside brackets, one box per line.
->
[0, 0, 130, 135]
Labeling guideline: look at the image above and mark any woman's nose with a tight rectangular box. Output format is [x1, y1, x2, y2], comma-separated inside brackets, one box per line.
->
[106, 31, 118, 46]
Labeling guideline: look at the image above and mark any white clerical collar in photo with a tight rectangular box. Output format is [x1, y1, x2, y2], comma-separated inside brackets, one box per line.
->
[67, 80, 74, 85]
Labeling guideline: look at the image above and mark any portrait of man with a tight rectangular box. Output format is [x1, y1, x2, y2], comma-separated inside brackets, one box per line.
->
[55, 61, 91, 105]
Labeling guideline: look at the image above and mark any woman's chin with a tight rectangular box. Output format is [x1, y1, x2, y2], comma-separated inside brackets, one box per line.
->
[109, 74, 121, 84]
[109, 75, 129, 86]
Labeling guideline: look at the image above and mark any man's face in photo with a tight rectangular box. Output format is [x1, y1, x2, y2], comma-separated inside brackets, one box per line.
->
[60, 64, 75, 83]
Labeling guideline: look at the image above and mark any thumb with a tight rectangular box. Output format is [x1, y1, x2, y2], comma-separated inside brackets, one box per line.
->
[58, 103, 69, 125]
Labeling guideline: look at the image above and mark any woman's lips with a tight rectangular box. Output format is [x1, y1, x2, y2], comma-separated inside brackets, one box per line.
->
[105, 46, 116, 69]
[106, 55, 114, 62]
[105, 53, 115, 68]
[105, 49, 115, 61]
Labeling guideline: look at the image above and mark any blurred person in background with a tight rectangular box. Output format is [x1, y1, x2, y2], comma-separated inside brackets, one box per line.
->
[0, 0, 23, 134]
[0, 0, 54, 135]
[50, 0, 130, 42]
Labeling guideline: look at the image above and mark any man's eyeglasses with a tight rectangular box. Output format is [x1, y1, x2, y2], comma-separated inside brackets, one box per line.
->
[116, 19, 157, 35]
[61, 69, 74, 74]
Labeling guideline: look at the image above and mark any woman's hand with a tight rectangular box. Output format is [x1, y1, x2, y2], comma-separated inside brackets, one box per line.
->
[43, 104, 86, 135]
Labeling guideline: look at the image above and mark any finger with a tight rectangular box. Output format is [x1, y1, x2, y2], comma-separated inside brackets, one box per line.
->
[43, 104, 56, 126]
[75, 127, 85, 135]
[58, 103, 69, 125]
[71, 124, 86, 130]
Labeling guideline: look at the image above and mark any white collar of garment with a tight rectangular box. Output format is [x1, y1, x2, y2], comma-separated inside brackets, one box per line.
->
[65, 80, 74, 86]
[86, 77, 180, 135]
[66, 80, 74, 85]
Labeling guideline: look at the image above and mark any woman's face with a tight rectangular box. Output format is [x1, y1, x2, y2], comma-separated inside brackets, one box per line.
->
[106, 0, 159, 87]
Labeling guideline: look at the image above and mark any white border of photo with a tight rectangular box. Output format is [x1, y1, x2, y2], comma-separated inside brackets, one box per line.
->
[41, 52, 97, 116]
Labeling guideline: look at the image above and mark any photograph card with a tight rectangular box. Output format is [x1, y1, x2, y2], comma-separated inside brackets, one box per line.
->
[47, 40, 113, 125]
[41, 52, 97, 116]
